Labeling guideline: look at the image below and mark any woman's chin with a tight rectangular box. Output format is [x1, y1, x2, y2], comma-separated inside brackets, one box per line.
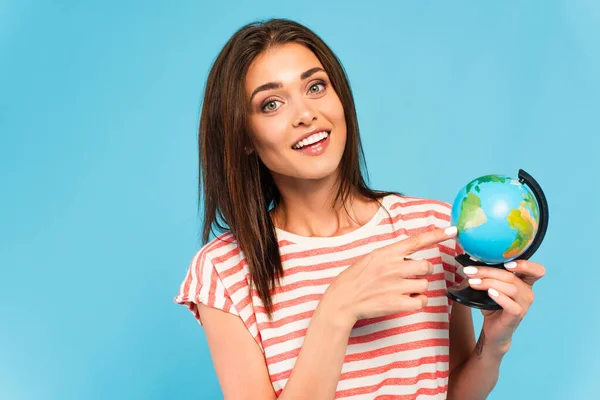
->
[292, 162, 342, 181]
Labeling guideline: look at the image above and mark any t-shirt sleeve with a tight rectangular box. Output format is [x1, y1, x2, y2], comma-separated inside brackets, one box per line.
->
[174, 249, 240, 326]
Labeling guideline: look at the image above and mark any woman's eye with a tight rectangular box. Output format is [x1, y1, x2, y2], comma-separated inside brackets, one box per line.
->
[308, 82, 325, 94]
[262, 100, 281, 112]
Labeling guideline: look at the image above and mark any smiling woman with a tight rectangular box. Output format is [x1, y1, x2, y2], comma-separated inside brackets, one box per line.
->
[245, 45, 343, 176]
[187, 19, 394, 321]
[173, 18, 541, 400]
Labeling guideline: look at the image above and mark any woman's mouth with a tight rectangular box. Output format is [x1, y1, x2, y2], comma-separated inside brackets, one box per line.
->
[291, 130, 331, 155]
[292, 131, 330, 150]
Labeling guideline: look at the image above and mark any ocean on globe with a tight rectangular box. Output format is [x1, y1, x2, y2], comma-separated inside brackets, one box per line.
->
[450, 174, 540, 264]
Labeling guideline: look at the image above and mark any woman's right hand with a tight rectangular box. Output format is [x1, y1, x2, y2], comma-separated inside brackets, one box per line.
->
[322, 226, 458, 328]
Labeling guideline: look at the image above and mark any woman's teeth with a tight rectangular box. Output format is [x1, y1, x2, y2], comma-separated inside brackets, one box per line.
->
[292, 131, 329, 149]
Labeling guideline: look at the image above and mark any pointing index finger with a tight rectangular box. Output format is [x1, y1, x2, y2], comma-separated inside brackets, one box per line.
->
[397, 226, 458, 256]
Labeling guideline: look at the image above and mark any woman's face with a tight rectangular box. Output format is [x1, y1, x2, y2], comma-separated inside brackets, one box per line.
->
[245, 43, 347, 182]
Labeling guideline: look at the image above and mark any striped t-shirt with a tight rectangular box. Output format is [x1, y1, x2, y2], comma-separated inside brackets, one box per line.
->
[175, 194, 466, 399]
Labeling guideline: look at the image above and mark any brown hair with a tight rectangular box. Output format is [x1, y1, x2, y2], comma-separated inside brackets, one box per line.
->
[198, 18, 397, 319]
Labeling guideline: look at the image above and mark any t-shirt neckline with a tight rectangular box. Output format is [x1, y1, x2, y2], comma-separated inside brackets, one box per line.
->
[274, 194, 393, 246]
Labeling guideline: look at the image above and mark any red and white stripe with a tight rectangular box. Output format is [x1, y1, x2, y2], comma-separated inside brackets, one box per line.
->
[175, 194, 465, 399]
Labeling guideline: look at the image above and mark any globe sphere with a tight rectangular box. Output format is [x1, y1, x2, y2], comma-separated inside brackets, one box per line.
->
[450, 174, 540, 264]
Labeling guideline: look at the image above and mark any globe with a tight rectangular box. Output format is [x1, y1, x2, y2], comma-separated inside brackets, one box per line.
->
[450, 174, 541, 264]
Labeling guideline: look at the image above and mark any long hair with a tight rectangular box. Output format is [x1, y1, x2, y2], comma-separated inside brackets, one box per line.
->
[199, 18, 397, 319]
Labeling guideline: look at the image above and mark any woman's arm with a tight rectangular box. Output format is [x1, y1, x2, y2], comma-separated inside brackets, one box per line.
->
[448, 259, 546, 399]
[447, 302, 505, 400]
[198, 295, 353, 400]
[199, 304, 277, 399]
[448, 302, 476, 374]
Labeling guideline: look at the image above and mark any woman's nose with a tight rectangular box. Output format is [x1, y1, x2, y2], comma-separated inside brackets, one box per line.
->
[293, 100, 317, 127]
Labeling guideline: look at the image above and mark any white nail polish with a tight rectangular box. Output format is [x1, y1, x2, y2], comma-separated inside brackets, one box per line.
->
[463, 266, 478, 275]
[488, 288, 499, 297]
[468, 278, 482, 285]
[444, 226, 458, 236]
[504, 261, 517, 269]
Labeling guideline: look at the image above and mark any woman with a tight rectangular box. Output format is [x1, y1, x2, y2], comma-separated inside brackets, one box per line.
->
[174, 19, 545, 399]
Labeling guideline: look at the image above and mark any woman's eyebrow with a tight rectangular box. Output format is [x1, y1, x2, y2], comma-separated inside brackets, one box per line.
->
[249, 67, 325, 101]
[300, 67, 325, 80]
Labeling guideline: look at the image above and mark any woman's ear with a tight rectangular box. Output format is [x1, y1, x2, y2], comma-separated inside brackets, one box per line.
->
[244, 145, 255, 155]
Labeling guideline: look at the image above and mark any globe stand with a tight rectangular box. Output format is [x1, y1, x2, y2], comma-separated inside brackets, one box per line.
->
[446, 169, 550, 310]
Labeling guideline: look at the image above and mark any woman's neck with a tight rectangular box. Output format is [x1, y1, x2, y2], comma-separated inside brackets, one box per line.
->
[270, 183, 381, 238]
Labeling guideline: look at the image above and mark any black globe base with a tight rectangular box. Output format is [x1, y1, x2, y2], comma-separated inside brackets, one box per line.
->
[446, 254, 504, 310]
[446, 280, 502, 310]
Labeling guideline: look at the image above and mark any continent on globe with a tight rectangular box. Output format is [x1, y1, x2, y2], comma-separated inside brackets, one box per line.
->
[465, 174, 509, 194]
[457, 192, 487, 232]
[523, 191, 540, 221]
[503, 194, 539, 259]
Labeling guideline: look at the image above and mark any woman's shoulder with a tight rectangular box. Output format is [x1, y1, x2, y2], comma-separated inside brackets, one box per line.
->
[179, 232, 250, 303]
[189, 231, 245, 272]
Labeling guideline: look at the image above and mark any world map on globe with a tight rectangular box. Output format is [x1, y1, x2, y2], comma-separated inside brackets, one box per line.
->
[450, 174, 540, 264]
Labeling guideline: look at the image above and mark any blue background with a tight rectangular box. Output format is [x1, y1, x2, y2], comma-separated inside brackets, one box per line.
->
[1, 1, 598, 399]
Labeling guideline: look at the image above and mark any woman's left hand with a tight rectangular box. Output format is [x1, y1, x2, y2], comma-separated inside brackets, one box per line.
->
[464, 260, 546, 354]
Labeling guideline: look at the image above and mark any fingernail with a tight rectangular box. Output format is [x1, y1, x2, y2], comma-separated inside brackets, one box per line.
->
[463, 266, 478, 275]
[504, 261, 517, 269]
[488, 288, 499, 297]
[444, 226, 457, 236]
[468, 278, 482, 285]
